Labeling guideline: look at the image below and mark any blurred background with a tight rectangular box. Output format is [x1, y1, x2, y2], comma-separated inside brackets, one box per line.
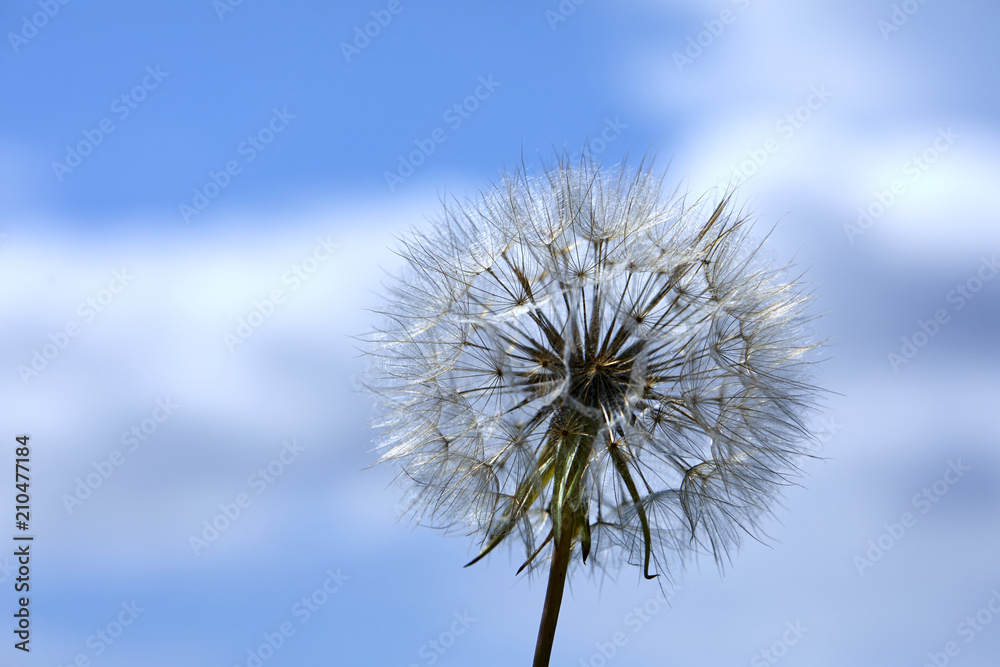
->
[2, 1, 999, 665]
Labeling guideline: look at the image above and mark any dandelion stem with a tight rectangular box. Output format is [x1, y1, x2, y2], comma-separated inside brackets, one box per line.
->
[532, 510, 574, 667]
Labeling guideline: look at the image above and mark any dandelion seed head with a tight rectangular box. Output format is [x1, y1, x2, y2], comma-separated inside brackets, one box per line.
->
[366, 156, 821, 581]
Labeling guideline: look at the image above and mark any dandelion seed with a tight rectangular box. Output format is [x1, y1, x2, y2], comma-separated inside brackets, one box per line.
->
[364, 155, 822, 666]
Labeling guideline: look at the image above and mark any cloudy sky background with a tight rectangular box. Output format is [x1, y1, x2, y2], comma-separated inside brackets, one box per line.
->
[2, 1, 999, 665]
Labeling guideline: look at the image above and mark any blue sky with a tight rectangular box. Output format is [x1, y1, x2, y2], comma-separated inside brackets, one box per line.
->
[2, 1, 999, 665]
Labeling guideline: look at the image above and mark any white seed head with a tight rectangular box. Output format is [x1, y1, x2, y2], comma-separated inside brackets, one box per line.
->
[365, 157, 821, 580]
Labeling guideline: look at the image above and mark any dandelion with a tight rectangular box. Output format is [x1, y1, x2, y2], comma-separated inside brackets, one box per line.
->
[365, 156, 822, 666]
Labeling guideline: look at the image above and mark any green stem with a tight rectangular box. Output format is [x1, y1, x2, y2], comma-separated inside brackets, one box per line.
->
[532, 516, 574, 667]
[533, 408, 597, 665]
